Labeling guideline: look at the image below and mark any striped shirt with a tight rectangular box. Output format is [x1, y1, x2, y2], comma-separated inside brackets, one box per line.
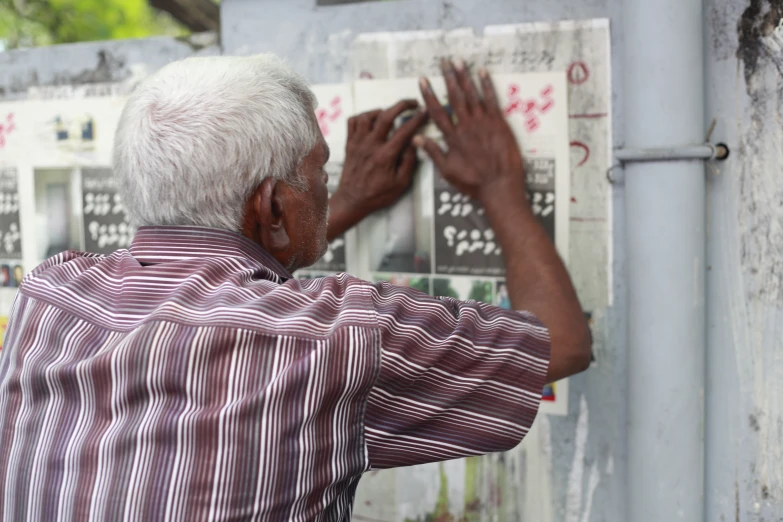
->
[0, 226, 550, 522]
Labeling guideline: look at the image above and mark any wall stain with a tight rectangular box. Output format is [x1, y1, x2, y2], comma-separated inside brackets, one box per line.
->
[711, 2, 736, 61]
[58, 50, 129, 85]
[750, 413, 761, 432]
[3, 49, 131, 97]
[735, 0, 783, 306]
[737, 0, 783, 85]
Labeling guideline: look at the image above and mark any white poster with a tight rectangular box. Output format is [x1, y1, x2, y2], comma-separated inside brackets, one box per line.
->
[305, 84, 355, 275]
[311, 83, 354, 164]
[352, 72, 570, 416]
[350, 19, 610, 522]
[0, 97, 127, 167]
[353, 20, 612, 312]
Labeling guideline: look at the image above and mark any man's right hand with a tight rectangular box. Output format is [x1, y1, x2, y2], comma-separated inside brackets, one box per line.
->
[416, 59, 592, 384]
[327, 101, 428, 242]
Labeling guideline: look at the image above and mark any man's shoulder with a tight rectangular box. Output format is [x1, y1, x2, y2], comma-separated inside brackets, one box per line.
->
[278, 273, 375, 312]
[23, 250, 109, 286]
[22, 256, 380, 337]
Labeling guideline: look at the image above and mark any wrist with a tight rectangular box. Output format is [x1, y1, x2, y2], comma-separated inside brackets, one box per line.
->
[478, 176, 529, 212]
[327, 190, 366, 240]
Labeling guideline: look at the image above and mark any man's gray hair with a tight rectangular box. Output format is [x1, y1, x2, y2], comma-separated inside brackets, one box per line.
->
[114, 54, 319, 231]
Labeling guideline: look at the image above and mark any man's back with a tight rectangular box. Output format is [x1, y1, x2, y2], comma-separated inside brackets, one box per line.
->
[0, 227, 550, 522]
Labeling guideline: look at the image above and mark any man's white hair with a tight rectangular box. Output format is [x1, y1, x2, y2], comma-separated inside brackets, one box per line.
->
[113, 54, 319, 231]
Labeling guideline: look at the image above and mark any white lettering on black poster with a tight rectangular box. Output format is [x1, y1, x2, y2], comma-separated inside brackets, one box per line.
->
[0, 169, 21, 260]
[82, 168, 134, 254]
[434, 158, 556, 276]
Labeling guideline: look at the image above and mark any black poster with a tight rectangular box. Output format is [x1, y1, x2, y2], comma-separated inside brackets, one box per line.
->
[309, 165, 346, 272]
[525, 158, 556, 241]
[82, 168, 134, 255]
[433, 158, 556, 276]
[0, 169, 21, 260]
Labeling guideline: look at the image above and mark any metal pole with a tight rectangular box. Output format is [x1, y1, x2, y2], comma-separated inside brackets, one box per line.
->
[624, 0, 705, 521]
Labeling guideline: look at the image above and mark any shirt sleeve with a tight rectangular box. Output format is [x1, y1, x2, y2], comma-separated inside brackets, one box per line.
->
[364, 281, 551, 470]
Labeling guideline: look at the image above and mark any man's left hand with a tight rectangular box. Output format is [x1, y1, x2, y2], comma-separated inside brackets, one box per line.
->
[327, 100, 428, 241]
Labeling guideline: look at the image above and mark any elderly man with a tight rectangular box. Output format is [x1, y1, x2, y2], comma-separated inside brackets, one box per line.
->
[0, 55, 590, 521]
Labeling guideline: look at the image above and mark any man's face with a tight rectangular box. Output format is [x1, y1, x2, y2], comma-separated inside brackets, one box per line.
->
[285, 136, 331, 270]
[241, 123, 331, 273]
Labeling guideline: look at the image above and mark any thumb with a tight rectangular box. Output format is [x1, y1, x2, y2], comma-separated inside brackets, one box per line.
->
[413, 135, 446, 171]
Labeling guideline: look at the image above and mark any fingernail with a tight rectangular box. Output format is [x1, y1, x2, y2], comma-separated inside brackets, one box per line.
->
[455, 59, 466, 71]
[479, 67, 489, 78]
[419, 77, 430, 90]
[413, 135, 425, 148]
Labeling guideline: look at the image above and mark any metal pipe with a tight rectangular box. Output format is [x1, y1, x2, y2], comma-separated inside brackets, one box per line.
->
[624, 0, 705, 521]
[615, 143, 729, 162]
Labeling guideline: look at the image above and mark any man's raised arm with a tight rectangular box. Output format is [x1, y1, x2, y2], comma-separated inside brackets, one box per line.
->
[415, 59, 592, 383]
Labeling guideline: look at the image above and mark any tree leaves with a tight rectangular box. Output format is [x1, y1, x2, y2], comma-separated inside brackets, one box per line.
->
[0, 0, 189, 49]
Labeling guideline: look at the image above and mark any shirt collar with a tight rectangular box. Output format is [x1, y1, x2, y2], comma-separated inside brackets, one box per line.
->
[129, 226, 292, 280]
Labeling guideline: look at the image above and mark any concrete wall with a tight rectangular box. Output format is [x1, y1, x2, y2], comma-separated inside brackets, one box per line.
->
[705, 0, 783, 519]
[0, 33, 219, 101]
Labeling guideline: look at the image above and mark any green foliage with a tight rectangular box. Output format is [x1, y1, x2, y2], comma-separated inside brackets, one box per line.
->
[408, 277, 429, 295]
[0, 0, 188, 49]
[468, 281, 492, 304]
[376, 274, 430, 295]
[432, 278, 459, 299]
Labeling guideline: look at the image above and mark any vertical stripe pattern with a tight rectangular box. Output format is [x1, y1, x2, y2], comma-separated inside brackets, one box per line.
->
[0, 226, 549, 521]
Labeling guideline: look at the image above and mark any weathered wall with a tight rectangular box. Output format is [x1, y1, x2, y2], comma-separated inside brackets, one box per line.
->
[0, 33, 219, 101]
[706, 0, 783, 519]
[221, 1, 628, 521]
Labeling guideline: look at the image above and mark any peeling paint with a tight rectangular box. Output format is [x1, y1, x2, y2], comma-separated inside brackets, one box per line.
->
[579, 464, 600, 522]
[565, 396, 589, 522]
[737, 0, 783, 85]
[735, 0, 783, 307]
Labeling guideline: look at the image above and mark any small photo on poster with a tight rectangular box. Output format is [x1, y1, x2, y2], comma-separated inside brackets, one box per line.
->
[0, 266, 10, 288]
[495, 280, 511, 309]
[34, 169, 82, 261]
[432, 277, 493, 305]
[543, 383, 557, 402]
[374, 273, 431, 295]
[11, 265, 23, 288]
[0, 315, 7, 351]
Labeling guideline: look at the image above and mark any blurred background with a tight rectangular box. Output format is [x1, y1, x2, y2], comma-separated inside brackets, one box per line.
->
[0, 0, 219, 50]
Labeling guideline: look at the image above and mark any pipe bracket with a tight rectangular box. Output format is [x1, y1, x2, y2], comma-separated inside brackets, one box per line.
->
[607, 142, 730, 184]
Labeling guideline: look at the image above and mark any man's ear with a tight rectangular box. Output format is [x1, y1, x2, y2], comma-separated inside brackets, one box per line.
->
[242, 178, 291, 254]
